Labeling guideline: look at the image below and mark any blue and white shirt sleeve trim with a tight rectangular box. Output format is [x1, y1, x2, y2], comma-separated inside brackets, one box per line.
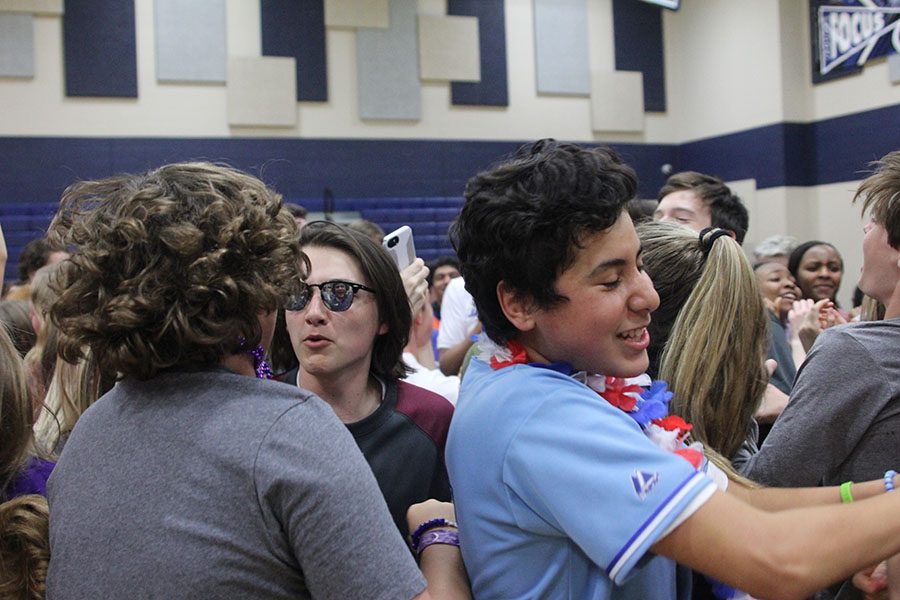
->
[607, 470, 717, 584]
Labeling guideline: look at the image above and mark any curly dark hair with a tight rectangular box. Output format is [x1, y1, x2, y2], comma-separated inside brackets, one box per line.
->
[48, 162, 305, 381]
[299, 222, 412, 380]
[658, 171, 749, 244]
[0, 495, 50, 600]
[450, 139, 637, 344]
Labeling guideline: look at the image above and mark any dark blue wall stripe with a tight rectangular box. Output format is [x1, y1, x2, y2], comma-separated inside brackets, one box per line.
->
[0, 138, 672, 203]
[63, 0, 137, 97]
[448, 0, 509, 107]
[809, 105, 900, 185]
[260, 0, 327, 102]
[677, 123, 792, 189]
[0, 104, 896, 206]
[674, 103, 899, 188]
[612, 0, 666, 112]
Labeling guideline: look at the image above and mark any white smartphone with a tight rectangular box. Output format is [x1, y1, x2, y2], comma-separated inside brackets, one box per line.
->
[383, 225, 416, 269]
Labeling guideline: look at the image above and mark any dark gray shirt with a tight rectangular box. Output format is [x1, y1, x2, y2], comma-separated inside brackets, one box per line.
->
[745, 319, 900, 600]
[47, 369, 425, 600]
[746, 318, 900, 487]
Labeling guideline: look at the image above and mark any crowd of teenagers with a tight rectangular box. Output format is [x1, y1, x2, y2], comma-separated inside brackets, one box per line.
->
[0, 142, 898, 600]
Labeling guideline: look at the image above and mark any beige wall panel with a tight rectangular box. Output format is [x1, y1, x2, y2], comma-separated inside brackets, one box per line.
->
[0, 0, 62, 15]
[663, 0, 784, 142]
[325, 0, 389, 28]
[226, 0, 260, 57]
[226, 57, 297, 127]
[743, 186, 792, 262]
[725, 178, 763, 249]
[418, 15, 479, 82]
[590, 70, 643, 132]
[0, 0, 896, 143]
[777, 0, 813, 122]
[889, 54, 900, 84]
[811, 181, 865, 309]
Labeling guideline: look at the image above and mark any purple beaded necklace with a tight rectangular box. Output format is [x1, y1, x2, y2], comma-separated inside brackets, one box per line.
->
[238, 338, 273, 379]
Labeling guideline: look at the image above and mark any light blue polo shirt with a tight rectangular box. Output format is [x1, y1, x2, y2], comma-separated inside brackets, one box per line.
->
[446, 358, 716, 599]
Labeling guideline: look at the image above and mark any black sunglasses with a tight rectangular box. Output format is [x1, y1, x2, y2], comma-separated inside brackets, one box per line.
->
[285, 280, 376, 312]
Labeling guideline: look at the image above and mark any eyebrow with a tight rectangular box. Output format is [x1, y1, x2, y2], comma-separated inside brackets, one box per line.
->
[587, 247, 642, 278]
[669, 207, 698, 217]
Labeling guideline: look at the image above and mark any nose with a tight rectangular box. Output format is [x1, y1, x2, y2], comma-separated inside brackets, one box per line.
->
[304, 290, 328, 324]
[630, 271, 661, 314]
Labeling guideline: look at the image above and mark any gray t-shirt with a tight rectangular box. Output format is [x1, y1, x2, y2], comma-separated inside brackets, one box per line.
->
[746, 318, 900, 487]
[47, 369, 425, 600]
[745, 319, 900, 600]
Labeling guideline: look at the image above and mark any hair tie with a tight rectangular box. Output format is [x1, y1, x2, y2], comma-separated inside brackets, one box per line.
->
[698, 227, 730, 257]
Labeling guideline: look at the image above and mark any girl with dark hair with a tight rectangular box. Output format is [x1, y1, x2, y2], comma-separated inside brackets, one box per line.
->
[284, 222, 454, 538]
[788, 240, 844, 304]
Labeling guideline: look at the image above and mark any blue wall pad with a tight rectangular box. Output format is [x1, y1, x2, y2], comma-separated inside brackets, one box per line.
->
[261, 0, 327, 102]
[0, 13, 33, 78]
[357, 0, 420, 120]
[533, 0, 590, 96]
[63, 0, 137, 97]
[612, 0, 665, 112]
[448, 0, 508, 106]
[0, 138, 674, 204]
[155, 0, 226, 83]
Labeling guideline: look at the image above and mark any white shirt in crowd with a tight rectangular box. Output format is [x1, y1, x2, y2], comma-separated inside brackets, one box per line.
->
[402, 352, 460, 405]
[436, 277, 478, 350]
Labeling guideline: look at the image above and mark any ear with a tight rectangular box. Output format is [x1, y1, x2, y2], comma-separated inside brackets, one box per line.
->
[497, 281, 536, 333]
[726, 229, 737, 241]
[378, 322, 389, 336]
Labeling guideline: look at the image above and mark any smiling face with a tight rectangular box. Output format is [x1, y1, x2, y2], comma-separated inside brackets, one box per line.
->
[516, 211, 660, 377]
[285, 245, 386, 383]
[754, 262, 799, 305]
[859, 220, 900, 308]
[432, 264, 461, 303]
[796, 244, 843, 301]
[653, 190, 712, 233]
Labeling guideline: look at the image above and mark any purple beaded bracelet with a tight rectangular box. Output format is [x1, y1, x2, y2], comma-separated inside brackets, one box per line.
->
[414, 528, 460, 556]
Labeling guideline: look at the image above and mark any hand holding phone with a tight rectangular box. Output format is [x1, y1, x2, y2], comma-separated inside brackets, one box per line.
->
[383, 225, 417, 269]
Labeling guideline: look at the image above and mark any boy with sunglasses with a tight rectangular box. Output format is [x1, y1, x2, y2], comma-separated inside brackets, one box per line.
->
[446, 140, 900, 599]
[283, 222, 454, 539]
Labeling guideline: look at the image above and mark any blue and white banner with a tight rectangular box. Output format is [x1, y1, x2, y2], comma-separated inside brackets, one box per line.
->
[813, 1, 900, 82]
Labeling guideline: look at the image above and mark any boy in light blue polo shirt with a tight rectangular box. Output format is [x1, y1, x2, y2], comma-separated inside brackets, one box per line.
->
[446, 141, 714, 599]
[445, 141, 900, 599]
